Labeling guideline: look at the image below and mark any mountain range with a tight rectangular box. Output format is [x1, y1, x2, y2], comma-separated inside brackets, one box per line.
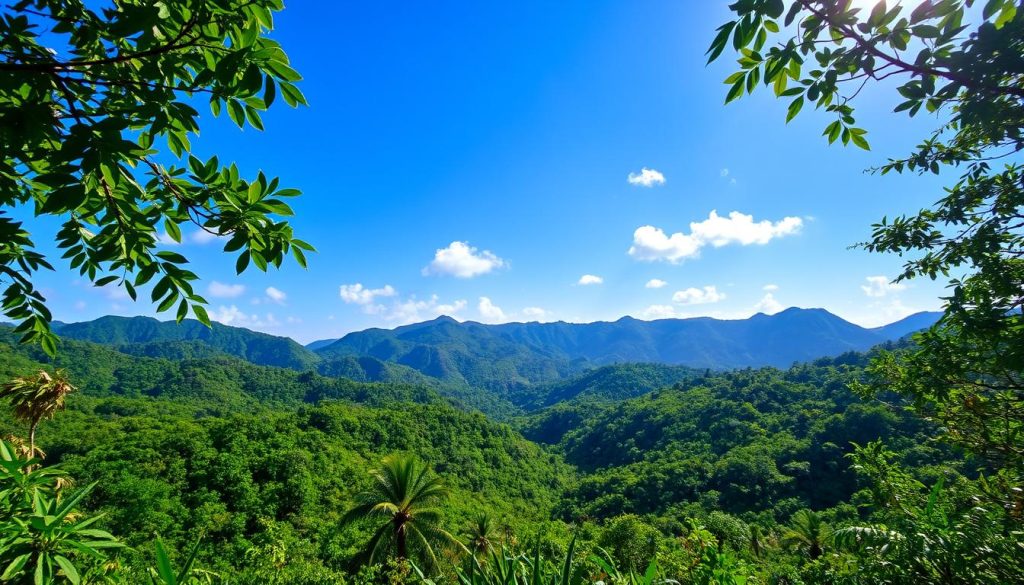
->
[312, 308, 940, 384]
[45, 308, 940, 406]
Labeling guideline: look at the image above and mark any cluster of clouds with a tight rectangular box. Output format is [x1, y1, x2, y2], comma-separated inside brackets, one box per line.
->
[640, 282, 782, 321]
[857, 275, 917, 326]
[627, 167, 665, 187]
[861, 275, 906, 298]
[189, 163, 918, 334]
[324, 171, 809, 329]
[423, 241, 506, 279]
[629, 210, 803, 263]
[207, 282, 288, 305]
[337, 281, 549, 325]
[74, 166, 932, 337]
[204, 283, 292, 327]
[672, 285, 725, 305]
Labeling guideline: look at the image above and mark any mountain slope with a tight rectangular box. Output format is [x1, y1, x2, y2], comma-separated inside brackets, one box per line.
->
[54, 316, 320, 370]
[510, 363, 700, 409]
[871, 311, 942, 340]
[315, 308, 938, 389]
[316, 316, 582, 391]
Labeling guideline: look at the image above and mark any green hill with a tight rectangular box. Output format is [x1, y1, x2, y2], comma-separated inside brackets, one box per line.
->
[54, 315, 320, 370]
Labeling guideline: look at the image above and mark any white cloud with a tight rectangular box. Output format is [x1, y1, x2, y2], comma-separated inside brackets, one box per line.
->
[720, 168, 729, 177]
[478, 297, 507, 323]
[645, 279, 668, 289]
[672, 286, 725, 305]
[578, 274, 604, 286]
[691, 210, 803, 247]
[627, 167, 666, 187]
[423, 241, 506, 279]
[339, 283, 397, 305]
[641, 305, 680, 319]
[857, 298, 918, 327]
[208, 281, 246, 299]
[337, 281, 466, 324]
[629, 210, 803, 263]
[754, 293, 783, 315]
[73, 300, 87, 311]
[763, 283, 779, 292]
[628, 226, 703, 263]
[265, 286, 287, 304]
[522, 306, 548, 319]
[383, 295, 467, 324]
[861, 275, 907, 298]
[210, 305, 279, 328]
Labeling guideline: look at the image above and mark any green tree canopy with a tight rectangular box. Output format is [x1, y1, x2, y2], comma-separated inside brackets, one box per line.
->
[0, 0, 311, 355]
[708, 0, 1023, 478]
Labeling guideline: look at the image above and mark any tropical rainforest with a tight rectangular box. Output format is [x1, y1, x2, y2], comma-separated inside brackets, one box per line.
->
[0, 314, 1019, 584]
[2, 0, 1023, 583]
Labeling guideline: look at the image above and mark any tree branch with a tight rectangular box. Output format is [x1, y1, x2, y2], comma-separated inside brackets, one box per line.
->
[797, 0, 1024, 99]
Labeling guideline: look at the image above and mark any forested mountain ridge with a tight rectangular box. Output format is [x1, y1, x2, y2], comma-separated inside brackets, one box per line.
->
[44, 310, 941, 404]
[315, 308, 941, 380]
[54, 315, 320, 370]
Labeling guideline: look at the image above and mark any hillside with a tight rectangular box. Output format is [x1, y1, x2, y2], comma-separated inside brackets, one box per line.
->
[54, 316, 320, 370]
[509, 362, 701, 409]
[315, 309, 942, 388]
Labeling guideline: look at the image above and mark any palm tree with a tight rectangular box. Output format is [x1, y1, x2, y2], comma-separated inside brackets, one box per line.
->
[781, 509, 832, 560]
[342, 454, 454, 566]
[464, 512, 499, 558]
[0, 370, 76, 459]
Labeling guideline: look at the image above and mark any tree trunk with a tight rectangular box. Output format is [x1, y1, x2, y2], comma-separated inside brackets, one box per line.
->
[395, 519, 407, 561]
[28, 421, 37, 458]
[27, 421, 37, 471]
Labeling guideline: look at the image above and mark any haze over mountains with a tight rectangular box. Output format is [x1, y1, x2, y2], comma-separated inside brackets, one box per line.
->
[49, 308, 940, 400]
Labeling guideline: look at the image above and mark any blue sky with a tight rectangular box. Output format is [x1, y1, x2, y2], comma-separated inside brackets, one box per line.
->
[33, 1, 952, 343]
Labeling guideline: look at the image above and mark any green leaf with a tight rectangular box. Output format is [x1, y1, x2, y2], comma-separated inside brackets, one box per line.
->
[155, 251, 188, 264]
[154, 539, 177, 585]
[726, 78, 745, 103]
[291, 246, 307, 268]
[264, 77, 277, 107]
[176, 298, 189, 322]
[163, 220, 182, 243]
[53, 556, 80, 585]
[245, 106, 265, 131]
[851, 131, 871, 150]
[994, 2, 1016, 28]
[235, 251, 251, 274]
[706, 21, 737, 63]
[786, 96, 804, 122]
[192, 304, 211, 326]
[1, 554, 30, 580]
[227, 100, 246, 128]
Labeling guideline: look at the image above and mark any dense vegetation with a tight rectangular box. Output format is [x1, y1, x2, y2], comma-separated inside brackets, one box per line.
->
[316, 310, 939, 378]
[2, 0, 1021, 583]
[5, 322, 1017, 583]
